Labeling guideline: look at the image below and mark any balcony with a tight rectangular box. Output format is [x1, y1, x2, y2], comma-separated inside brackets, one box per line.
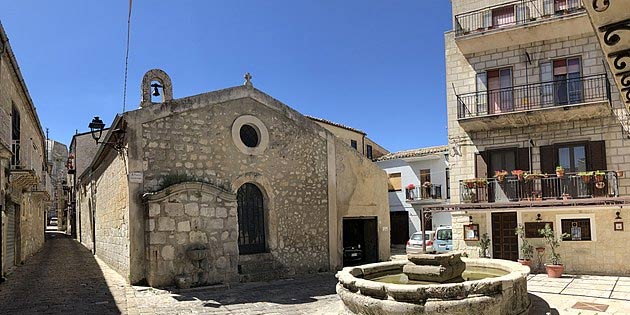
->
[405, 184, 443, 205]
[454, 0, 591, 54]
[457, 74, 611, 131]
[9, 139, 40, 190]
[29, 172, 53, 202]
[459, 171, 619, 206]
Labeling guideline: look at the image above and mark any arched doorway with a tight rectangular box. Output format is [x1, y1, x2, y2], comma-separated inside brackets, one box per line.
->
[237, 183, 266, 254]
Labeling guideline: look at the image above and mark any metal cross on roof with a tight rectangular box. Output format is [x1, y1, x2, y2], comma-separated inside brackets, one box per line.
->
[244, 72, 253, 87]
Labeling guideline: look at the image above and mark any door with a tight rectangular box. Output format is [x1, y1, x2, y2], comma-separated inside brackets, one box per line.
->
[237, 183, 266, 255]
[491, 212, 518, 260]
[488, 149, 517, 202]
[343, 217, 378, 266]
[487, 68, 513, 114]
[553, 58, 582, 105]
[389, 211, 409, 245]
[5, 203, 17, 268]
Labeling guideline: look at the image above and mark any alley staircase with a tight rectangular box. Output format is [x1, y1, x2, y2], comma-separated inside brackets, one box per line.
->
[238, 253, 290, 283]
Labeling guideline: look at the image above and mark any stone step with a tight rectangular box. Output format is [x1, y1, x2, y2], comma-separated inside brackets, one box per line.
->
[238, 260, 277, 274]
[238, 268, 289, 283]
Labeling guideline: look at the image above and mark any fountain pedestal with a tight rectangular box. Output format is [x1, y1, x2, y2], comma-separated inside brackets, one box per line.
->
[403, 252, 466, 283]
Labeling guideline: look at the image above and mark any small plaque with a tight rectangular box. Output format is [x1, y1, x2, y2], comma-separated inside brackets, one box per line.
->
[128, 172, 143, 183]
[614, 221, 624, 231]
[464, 224, 479, 241]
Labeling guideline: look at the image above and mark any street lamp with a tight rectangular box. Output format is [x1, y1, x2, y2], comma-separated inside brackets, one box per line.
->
[88, 116, 126, 152]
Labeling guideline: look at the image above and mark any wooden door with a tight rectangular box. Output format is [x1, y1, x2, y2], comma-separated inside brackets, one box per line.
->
[389, 211, 409, 245]
[237, 183, 266, 254]
[491, 212, 518, 260]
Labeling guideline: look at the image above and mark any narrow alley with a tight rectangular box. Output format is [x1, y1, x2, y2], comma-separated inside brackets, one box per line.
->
[0, 230, 129, 314]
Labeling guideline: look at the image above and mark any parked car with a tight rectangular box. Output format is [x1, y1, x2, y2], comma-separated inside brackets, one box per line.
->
[433, 226, 453, 253]
[406, 231, 435, 254]
[49, 217, 58, 226]
[343, 245, 363, 265]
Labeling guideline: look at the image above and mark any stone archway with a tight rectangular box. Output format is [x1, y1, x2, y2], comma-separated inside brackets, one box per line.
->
[232, 173, 278, 253]
[140, 68, 173, 107]
[236, 183, 266, 254]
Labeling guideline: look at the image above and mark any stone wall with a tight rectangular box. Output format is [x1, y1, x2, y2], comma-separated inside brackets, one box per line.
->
[144, 182, 239, 287]
[77, 151, 130, 278]
[334, 137, 391, 264]
[18, 195, 45, 262]
[137, 96, 330, 275]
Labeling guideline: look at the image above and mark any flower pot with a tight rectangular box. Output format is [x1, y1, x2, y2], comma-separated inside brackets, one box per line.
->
[556, 171, 564, 177]
[545, 264, 564, 278]
[581, 176, 591, 184]
[518, 259, 533, 268]
[616, 171, 624, 178]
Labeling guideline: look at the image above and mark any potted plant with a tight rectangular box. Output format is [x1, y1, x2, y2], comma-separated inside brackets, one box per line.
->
[511, 169, 524, 181]
[555, 166, 565, 177]
[494, 170, 508, 182]
[515, 225, 534, 268]
[524, 172, 547, 181]
[538, 223, 570, 278]
[475, 178, 488, 187]
[463, 179, 477, 189]
[406, 183, 416, 200]
[594, 170, 606, 183]
[577, 171, 593, 184]
[479, 233, 491, 258]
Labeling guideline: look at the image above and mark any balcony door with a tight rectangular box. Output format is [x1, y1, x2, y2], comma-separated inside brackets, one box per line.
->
[553, 58, 583, 105]
[487, 68, 513, 114]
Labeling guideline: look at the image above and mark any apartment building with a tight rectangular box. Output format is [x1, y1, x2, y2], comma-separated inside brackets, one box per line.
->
[440, 0, 630, 274]
[376, 146, 451, 245]
[307, 116, 389, 160]
[0, 21, 51, 277]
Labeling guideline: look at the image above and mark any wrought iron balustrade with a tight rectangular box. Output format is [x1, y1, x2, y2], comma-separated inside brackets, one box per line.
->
[405, 184, 443, 201]
[459, 171, 619, 204]
[455, 0, 583, 37]
[457, 74, 610, 119]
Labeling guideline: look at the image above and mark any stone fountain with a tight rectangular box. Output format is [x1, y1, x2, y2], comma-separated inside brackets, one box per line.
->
[336, 251, 530, 315]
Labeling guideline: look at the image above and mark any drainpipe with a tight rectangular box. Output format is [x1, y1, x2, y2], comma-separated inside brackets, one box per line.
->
[89, 167, 96, 255]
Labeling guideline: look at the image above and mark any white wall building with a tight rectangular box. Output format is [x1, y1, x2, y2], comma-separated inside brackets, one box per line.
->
[376, 145, 451, 245]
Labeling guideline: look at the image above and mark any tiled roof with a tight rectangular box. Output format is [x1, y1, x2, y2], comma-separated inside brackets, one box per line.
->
[306, 116, 366, 135]
[376, 145, 448, 161]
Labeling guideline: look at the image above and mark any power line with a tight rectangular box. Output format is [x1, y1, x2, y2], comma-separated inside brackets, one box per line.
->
[122, 0, 133, 113]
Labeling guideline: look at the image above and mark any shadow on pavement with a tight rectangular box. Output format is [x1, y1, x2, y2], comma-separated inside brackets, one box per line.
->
[0, 232, 123, 314]
[172, 273, 338, 307]
[528, 292, 560, 315]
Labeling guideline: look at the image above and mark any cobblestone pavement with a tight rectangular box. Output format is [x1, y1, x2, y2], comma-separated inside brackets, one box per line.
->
[128, 273, 340, 315]
[0, 231, 128, 314]
[3, 235, 630, 314]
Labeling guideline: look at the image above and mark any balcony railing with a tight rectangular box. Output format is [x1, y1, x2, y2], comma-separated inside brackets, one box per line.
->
[457, 74, 610, 119]
[405, 184, 443, 201]
[455, 0, 583, 37]
[459, 171, 619, 204]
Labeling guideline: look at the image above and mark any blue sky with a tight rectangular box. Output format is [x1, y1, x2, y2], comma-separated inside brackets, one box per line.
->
[1, 1, 452, 152]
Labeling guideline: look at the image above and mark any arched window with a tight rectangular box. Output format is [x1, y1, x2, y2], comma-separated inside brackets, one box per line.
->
[237, 183, 266, 254]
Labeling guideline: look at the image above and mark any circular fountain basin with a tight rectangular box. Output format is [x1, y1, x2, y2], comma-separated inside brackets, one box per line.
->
[336, 256, 530, 315]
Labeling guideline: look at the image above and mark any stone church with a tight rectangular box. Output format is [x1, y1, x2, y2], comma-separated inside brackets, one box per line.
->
[75, 69, 389, 287]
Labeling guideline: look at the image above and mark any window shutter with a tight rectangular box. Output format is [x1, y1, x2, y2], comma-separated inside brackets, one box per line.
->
[539, 145, 556, 174]
[588, 141, 607, 171]
[476, 72, 488, 115]
[516, 147, 530, 172]
[475, 152, 489, 178]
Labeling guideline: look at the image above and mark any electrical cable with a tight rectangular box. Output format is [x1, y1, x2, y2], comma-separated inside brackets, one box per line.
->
[122, 0, 133, 113]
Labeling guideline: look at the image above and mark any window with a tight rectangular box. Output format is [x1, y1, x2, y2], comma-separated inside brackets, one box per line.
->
[11, 104, 20, 167]
[557, 143, 586, 172]
[239, 124, 259, 148]
[561, 218, 592, 241]
[350, 140, 358, 150]
[366, 144, 373, 159]
[446, 168, 451, 199]
[419, 169, 431, 184]
[492, 5, 515, 27]
[388, 173, 401, 192]
[436, 229, 452, 241]
[481, 68, 513, 114]
[553, 57, 582, 105]
[488, 149, 516, 174]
